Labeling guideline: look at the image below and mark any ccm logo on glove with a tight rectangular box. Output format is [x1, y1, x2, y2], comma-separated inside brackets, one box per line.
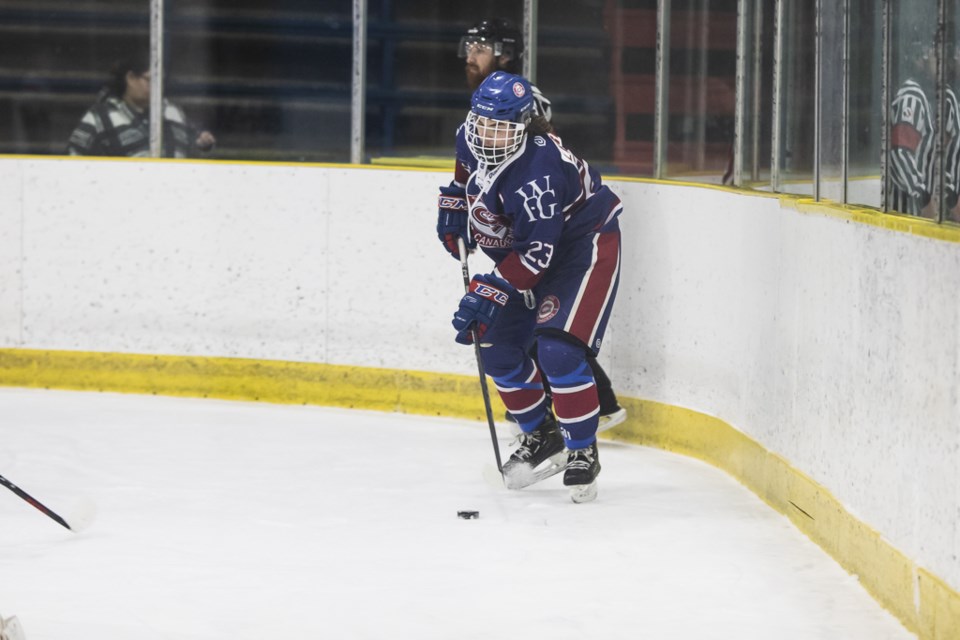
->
[471, 282, 509, 306]
[452, 274, 512, 345]
[438, 195, 467, 210]
[436, 184, 476, 260]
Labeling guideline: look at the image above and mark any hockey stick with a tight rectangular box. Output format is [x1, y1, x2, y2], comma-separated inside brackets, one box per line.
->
[0, 472, 74, 531]
[457, 237, 504, 474]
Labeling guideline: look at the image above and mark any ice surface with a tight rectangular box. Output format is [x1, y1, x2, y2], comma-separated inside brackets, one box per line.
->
[0, 388, 914, 639]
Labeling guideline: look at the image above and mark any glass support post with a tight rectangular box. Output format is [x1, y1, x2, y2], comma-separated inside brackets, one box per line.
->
[751, 0, 763, 181]
[523, 0, 538, 82]
[935, 0, 947, 221]
[149, 0, 164, 158]
[734, 0, 748, 187]
[880, 0, 891, 211]
[351, 0, 367, 165]
[815, 0, 822, 200]
[654, 0, 671, 179]
[771, 0, 785, 192]
[841, 0, 849, 203]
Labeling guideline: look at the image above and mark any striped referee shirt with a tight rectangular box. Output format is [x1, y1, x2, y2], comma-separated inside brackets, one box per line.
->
[68, 96, 199, 158]
[890, 79, 935, 215]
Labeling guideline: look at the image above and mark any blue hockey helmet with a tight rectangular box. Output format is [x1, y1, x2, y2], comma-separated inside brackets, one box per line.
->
[470, 71, 534, 123]
[465, 71, 534, 166]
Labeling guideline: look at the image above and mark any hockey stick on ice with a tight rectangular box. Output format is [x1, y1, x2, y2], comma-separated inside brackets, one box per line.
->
[0, 472, 77, 531]
[457, 237, 504, 474]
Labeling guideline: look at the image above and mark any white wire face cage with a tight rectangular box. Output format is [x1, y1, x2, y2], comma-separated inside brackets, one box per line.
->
[464, 112, 527, 167]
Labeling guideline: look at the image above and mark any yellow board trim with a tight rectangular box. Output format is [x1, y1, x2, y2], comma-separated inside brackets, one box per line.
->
[0, 347, 957, 638]
[0, 348, 504, 420]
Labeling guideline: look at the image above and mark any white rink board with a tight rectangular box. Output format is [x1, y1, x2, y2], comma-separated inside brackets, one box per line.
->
[0, 158, 491, 372]
[0, 156, 958, 597]
[0, 160, 23, 345]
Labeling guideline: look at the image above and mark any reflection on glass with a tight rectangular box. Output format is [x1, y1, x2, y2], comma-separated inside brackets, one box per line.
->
[664, 0, 736, 183]
[362, 4, 474, 163]
[846, 0, 882, 209]
[538, 2, 614, 172]
[0, 0, 149, 155]
[602, 0, 655, 176]
[888, 0, 938, 218]
[166, 0, 352, 163]
[777, 0, 816, 196]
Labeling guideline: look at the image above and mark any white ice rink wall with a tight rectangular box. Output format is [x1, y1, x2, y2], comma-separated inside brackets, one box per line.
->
[0, 156, 958, 637]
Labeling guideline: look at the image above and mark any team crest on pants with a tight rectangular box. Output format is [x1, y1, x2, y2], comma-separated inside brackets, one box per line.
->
[537, 295, 560, 323]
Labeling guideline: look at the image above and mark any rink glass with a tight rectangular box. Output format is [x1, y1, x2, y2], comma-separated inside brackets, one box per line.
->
[0, 0, 957, 224]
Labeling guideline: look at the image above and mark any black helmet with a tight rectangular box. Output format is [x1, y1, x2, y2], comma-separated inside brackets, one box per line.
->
[458, 18, 524, 62]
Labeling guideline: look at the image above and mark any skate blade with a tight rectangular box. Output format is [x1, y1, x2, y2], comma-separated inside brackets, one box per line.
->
[569, 480, 598, 503]
[503, 453, 567, 490]
[597, 408, 627, 433]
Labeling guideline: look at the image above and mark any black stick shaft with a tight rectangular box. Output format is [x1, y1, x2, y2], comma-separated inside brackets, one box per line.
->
[0, 473, 72, 530]
[458, 238, 504, 473]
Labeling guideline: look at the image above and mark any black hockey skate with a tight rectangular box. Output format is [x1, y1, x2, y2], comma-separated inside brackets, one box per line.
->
[502, 412, 566, 490]
[563, 441, 601, 503]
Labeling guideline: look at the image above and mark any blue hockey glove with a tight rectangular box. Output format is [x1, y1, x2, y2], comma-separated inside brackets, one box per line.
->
[437, 184, 476, 259]
[452, 274, 512, 345]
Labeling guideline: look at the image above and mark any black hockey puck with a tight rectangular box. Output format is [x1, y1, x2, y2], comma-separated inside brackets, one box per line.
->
[457, 510, 479, 519]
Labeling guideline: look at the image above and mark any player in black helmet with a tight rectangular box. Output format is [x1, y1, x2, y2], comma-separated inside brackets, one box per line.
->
[459, 18, 552, 122]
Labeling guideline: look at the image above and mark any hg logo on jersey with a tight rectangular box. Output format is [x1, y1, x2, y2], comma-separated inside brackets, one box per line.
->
[474, 284, 509, 306]
[516, 176, 558, 221]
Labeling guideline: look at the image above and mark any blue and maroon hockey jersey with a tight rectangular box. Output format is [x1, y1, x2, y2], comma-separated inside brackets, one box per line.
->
[453, 126, 623, 292]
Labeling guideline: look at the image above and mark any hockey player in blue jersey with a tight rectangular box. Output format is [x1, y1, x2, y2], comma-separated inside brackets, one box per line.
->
[455, 18, 626, 433]
[440, 71, 623, 503]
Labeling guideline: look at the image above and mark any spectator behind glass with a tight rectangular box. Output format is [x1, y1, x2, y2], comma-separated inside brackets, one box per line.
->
[68, 56, 215, 158]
